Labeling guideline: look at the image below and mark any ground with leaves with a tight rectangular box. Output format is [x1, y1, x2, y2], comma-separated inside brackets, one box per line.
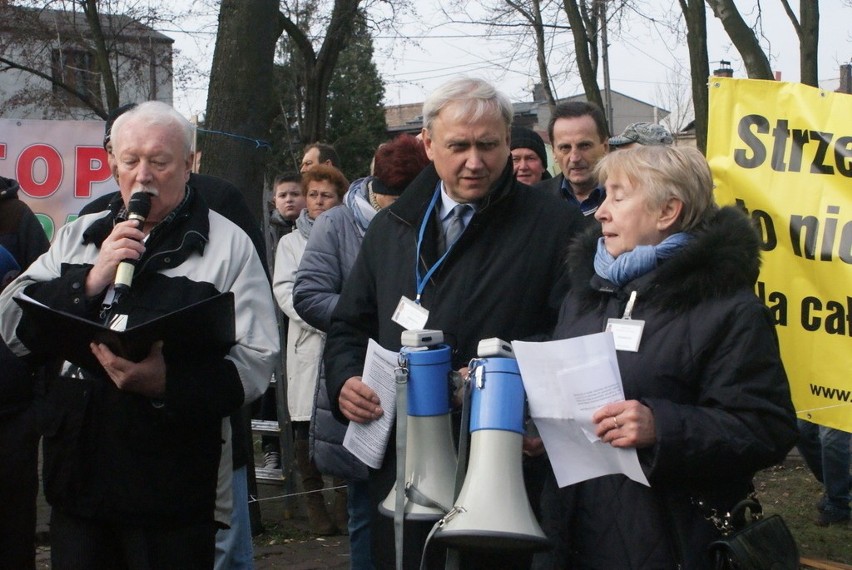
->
[35, 455, 850, 569]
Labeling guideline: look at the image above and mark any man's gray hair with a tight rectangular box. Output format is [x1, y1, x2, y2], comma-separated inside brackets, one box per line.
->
[110, 101, 195, 156]
[422, 77, 513, 133]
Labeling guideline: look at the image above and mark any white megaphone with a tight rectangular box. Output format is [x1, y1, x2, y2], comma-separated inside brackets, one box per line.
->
[432, 339, 549, 551]
[379, 330, 458, 521]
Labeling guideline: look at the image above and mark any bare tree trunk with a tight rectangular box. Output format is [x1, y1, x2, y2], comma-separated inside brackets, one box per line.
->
[507, 0, 558, 110]
[705, 0, 773, 79]
[798, 1, 819, 86]
[81, 0, 118, 112]
[599, 0, 613, 129]
[679, 0, 709, 153]
[563, 0, 604, 110]
[780, 0, 819, 86]
[199, 0, 283, 222]
[281, 0, 362, 144]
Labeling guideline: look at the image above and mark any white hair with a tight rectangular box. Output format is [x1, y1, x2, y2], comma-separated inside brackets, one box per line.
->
[422, 77, 513, 133]
[110, 101, 194, 156]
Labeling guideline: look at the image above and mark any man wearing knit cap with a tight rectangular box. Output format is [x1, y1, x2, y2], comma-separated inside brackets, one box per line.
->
[510, 125, 550, 185]
[609, 121, 673, 149]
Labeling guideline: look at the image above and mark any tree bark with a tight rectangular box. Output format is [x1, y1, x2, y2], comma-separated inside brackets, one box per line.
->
[563, 0, 604, 110]
[281, 0, 362, 144]
[705, 0, 773, 80]
[81, 0, 118, 112]
[798, 0, 818, 86]
[679, 0, 709, 153]
[199, 0, 283, 222]
[780, 0, 819, 86]
[506, 0, 557, 110]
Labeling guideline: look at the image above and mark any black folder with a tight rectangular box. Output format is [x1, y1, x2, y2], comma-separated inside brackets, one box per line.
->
[14, 291, 236, 372]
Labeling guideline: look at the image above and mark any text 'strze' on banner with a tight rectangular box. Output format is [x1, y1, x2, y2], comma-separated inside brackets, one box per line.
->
[707, 77, 851, 431]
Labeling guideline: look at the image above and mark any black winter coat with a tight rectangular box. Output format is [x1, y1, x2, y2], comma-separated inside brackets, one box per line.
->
[79, 175, 269, 471]
[325, 160, 585, 418]
[549, 206, 798, 569]
[2, 188, 278, 526]
[323, 159, 585, 569]
[0, 178, 50, 417]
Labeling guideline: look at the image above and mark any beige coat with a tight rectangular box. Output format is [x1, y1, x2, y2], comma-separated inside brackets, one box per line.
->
[273, 229, 324, 422]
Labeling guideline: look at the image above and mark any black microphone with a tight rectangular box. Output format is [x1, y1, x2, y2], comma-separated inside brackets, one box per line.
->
[114, 191, 152, 293]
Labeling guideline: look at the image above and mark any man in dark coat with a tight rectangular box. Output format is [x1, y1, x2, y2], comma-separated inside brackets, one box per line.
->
[535, 101, 609, 218]
[0, 175, 50, 570]
[323, 77, 585, 569]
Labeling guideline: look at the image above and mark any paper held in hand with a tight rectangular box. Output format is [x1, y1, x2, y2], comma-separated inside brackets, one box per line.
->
[343, 339, 398, 469]
[512, 332, 650, 488]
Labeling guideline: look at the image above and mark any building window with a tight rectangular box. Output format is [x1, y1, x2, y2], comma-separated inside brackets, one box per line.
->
[51, 48, 100, 105]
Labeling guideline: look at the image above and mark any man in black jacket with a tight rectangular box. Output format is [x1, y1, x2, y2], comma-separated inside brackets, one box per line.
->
[324, 77, 585, 569]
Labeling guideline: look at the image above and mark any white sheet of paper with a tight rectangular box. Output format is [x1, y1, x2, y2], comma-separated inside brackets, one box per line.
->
[343, 339, 399, 469]
[512, 332, 650, 488]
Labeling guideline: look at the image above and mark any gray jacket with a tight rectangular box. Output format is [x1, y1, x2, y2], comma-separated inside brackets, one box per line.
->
[293, 178, 376, 481]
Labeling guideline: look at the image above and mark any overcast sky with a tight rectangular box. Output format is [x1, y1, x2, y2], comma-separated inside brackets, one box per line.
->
[170, 0, 851, 121]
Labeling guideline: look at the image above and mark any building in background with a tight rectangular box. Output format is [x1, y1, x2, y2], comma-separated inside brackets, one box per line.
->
[0, 5, 173, 120]
[385, 84, 672, 169]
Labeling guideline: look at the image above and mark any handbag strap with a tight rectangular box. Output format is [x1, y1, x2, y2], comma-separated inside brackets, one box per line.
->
[693, 493, 763, 536]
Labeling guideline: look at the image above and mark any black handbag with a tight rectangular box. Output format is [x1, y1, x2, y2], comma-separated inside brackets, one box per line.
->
[704, 497, 799, 570]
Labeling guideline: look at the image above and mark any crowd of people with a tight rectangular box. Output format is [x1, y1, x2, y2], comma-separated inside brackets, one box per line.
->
[0, 76, 847, 570]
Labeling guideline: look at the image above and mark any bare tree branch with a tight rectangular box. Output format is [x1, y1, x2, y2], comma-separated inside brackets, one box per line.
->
[563, 0, 603, 109]
[81, 0, 118, 111]
[778, 0, 801, 37]
[0, 54, 107, 117]
[705, 0, 773, 79]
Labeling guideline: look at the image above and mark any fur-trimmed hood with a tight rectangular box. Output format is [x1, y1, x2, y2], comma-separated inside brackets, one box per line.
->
[568, 206, 761, 313]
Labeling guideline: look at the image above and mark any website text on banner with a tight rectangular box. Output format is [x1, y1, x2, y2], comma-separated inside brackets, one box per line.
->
[706, 76, 851, 432]
[0, 119, 117, 241]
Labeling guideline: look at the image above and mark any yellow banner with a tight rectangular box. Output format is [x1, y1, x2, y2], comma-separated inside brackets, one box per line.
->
[707, 77, 851, 431]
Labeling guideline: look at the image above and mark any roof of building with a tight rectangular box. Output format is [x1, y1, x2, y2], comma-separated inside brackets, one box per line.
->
[385, 88, 669, 134]
[0, 5, 173, 44]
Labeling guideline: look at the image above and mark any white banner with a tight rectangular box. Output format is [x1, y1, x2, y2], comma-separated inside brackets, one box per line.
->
[0, 119, 118, 241]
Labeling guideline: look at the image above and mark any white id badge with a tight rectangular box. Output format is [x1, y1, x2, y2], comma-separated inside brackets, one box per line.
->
[392, 296, 430, 330]
[605, 318, 645, 352]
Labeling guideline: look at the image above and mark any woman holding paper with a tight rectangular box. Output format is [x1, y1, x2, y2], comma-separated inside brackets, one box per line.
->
[545, 145, 797, 568]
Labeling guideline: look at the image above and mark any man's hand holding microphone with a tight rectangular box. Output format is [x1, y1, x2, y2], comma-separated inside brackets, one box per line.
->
[85, 188, 152, 298]
[88, 188, 167, 398]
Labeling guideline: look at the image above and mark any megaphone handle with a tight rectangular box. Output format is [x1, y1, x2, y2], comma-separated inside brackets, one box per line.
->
[394, 365, 409, 570]
[453, 379, 472, 499]
[419, 518, 461, 570]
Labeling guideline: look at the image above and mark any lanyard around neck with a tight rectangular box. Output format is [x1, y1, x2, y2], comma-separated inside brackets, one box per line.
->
[414, 184, 459, 304]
